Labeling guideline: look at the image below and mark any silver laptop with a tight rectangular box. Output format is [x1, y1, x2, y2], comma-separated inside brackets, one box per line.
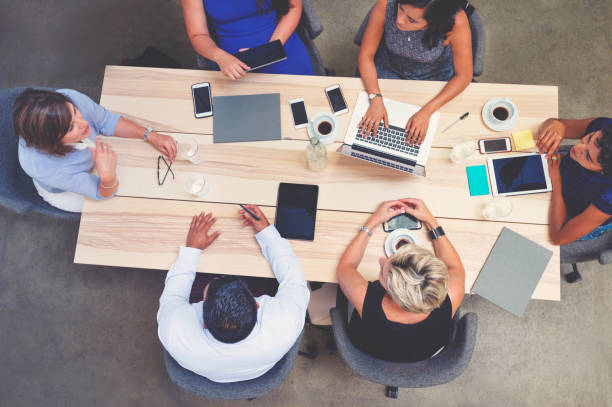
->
[337, 92, 440, 176]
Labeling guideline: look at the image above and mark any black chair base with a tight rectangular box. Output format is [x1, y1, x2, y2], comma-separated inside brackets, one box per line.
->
[385, 386, 399, 398]
[564, 263, 583, 284]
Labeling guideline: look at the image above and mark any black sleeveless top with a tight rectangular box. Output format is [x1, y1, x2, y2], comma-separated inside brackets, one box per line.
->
[348, 281, 453, 362]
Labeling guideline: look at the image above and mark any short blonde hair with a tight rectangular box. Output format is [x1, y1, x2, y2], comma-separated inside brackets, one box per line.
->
[385, 243, 449, 314]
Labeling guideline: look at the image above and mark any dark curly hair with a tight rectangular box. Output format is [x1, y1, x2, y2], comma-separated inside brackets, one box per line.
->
[398, 0, 464, 49]
[597, 124, 612, 175]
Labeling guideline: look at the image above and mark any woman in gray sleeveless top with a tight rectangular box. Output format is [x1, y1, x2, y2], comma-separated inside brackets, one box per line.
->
[358, 0, 472, 144]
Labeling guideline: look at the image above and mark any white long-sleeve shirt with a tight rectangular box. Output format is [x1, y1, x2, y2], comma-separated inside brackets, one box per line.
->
[157, 226, 309, 383]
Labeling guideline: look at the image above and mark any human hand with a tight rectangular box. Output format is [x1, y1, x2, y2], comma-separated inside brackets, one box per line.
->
[148, 132, 177, 161]
[216, 51, 250, 80]
[185, 212, 221, 250]
[365, 200, 408, 229]
[90, 137, 117, 184]
[239, 204, 270, 233]
[404, 108, 432, 145]
[358, 98, 388, 139]
[537, 119, 566, 157]
[400, 198, 437, 228]
[547, 154, 563, 189]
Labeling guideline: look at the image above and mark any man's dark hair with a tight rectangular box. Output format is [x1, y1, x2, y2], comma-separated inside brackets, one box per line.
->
[203, 276, 257, 344]
[398, 0, 464, 49]
[597, 124, 612, 175]
[11, 88, 75, 156]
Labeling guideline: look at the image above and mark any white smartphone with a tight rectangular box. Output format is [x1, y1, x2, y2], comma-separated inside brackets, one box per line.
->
[479, 137, 511, 153]
[325, 85, 348, 115]
[191, 82, 213, 118]
[290, 98, 308, 128]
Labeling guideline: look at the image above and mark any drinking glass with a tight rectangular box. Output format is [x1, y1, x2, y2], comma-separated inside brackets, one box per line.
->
[482, 197, 513, 220]
[450, 139, 476, 163]
[178, 138, 203, 164]
[184, 173, 210, 197]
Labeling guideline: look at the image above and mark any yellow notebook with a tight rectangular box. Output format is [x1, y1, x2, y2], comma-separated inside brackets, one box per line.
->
[512, 129, 536, 151]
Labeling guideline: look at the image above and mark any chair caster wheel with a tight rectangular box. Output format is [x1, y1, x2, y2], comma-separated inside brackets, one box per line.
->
[298, 343, 318, 360]
[564, 264, 582, 284]
[385, 386, 399, 398]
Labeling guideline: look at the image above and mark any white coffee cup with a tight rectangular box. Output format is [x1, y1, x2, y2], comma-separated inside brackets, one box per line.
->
[184, 173, 210, 197]
[307, 112, 340, 145]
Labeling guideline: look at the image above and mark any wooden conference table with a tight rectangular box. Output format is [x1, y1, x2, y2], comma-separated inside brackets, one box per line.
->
[74, 66, 560, 301]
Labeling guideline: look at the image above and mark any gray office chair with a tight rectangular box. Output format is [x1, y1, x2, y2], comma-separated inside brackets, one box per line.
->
[163, 330, 304, 400]
[0, 87, 80, 220]
[353, 1, 485, 78]
[330, 288, 478, 398]
[196, 0, 326, 76]
[560, 233, 612, 283]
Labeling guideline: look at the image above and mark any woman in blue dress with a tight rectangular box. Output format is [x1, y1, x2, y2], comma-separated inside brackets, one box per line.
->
[181, 0, 314, 79]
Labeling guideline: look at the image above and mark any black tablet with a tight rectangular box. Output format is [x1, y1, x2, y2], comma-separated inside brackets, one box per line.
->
[233, 40, 287, 71]
[275, 183, 318, 241]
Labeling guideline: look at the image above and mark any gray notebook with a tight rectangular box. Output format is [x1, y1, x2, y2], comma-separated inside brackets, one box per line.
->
[471, 227, 553, 317]
[213, 93, 281, 143]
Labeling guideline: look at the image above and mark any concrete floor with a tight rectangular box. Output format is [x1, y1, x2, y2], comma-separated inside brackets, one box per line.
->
[1, 0, 611, 405]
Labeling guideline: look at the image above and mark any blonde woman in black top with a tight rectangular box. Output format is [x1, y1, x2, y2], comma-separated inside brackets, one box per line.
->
[336, 198, 465, 362]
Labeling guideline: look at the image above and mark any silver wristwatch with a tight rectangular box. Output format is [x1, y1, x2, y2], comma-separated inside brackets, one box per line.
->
[368, 93, 382, 101]
[359, 225, 373, 237]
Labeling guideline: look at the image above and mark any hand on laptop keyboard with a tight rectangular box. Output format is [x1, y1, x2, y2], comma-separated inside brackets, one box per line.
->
[356, 122, 422, 157]
[358, 99, 389, 139]
[404, 108, 432, 145]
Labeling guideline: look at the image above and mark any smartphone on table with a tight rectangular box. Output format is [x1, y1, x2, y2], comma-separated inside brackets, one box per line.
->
[383, 213, 422, 232]
[290, 98, 308, 129]
[275, 182, 319, 241]
[479, 137, 512, 154]
[191, 82, 213, 118]
[325, 84, 348, 115]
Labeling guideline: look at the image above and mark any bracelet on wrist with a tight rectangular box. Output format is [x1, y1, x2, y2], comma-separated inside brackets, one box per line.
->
[359, 225, 373, 237]
[100, 179, 118, 189]
[428, 226, 445, 241]
[143, 127, 153, 141]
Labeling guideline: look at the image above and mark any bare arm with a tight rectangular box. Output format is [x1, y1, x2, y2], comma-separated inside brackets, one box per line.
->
[269, 0, 302, 44]
[537, 118, 595, 156]
[113, 117, 177, 161]
[179, 0, 250, 79]
[401, 198, 465, 316]
[404, 10, 472, 144]
[357, 0, 390, 138]
[337, 200, 407, 317]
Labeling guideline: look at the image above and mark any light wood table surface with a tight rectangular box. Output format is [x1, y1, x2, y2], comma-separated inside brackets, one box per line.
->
[75, 66, 560, 301]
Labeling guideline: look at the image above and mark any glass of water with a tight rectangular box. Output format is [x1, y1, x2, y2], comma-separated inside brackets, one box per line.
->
[178, 138, 203, 164]
[482, 197, 513, 220]
[184, 173, 210, 197]
[450, 139, 476, 163]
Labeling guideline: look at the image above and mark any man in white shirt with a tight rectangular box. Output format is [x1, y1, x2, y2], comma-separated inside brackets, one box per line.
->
[157, 205, 310, 383]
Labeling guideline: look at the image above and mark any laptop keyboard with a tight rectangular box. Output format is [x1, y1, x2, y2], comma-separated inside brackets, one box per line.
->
[356, 123, 421, 157]
[350, 151, 414, 173]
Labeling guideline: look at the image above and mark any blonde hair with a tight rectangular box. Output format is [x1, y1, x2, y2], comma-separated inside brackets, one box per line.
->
[385, 243, 449, 314]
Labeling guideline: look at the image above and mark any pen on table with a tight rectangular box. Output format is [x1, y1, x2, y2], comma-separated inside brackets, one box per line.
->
[441, 112, 469, 133]
[239, 204, 260, 221]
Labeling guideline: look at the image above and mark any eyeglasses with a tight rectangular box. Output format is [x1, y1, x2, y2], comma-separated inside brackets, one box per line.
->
[157, 155, 175, 186]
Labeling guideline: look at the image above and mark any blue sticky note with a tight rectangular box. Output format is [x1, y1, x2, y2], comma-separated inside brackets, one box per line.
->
[466, 165, 490, 196]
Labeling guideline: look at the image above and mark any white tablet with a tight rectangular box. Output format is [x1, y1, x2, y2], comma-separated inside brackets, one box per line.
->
[487, 153, 552, 196]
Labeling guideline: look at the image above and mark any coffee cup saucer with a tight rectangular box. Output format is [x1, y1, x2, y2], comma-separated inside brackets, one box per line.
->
[482, 97, 519, 132]
[307, 112, 340, 145]
[384, 228, 420, 258]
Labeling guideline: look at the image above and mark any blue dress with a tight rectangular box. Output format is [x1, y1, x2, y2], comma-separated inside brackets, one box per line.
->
[204, 0, 314, 75]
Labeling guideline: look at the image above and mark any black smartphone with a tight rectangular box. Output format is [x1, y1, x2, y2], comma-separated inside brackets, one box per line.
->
[383, 213, 422, 232]
[191, 82, 213, 118]
[325, 84, 348, 115]
[290, 98, 308, 128]
[233, 40, 287, 71]
[275, 183, 319, 241]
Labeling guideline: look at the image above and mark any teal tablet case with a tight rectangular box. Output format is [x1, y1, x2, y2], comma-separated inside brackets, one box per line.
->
[466, 165, 490, 196]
